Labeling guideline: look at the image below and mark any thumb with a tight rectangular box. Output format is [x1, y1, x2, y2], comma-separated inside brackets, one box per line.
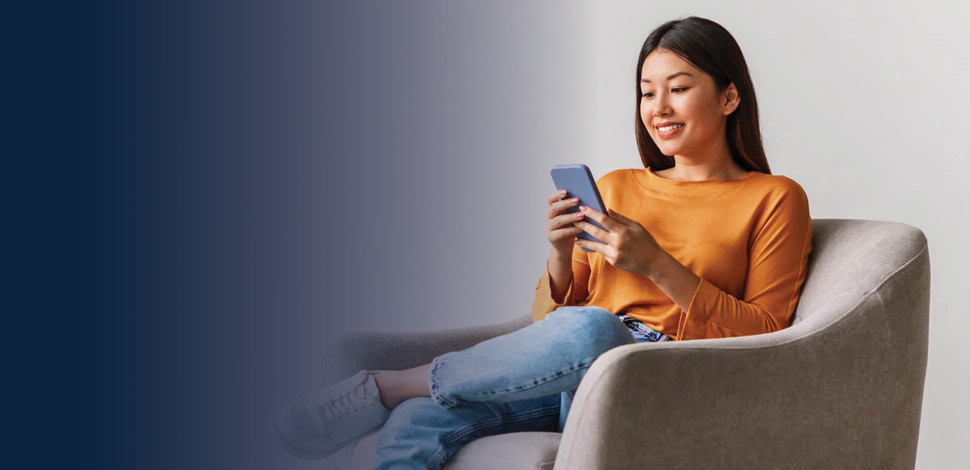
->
[607, 208, 629, 224]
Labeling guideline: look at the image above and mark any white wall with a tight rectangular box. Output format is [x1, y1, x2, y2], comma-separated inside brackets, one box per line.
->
[588, 1, 969, 468]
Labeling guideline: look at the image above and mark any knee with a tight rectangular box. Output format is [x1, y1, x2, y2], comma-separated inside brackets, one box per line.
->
[547, 307, 633, 351]
[549, 306, 620, 332]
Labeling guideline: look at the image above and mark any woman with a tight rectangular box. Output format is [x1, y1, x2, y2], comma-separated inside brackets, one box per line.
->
[272, 15, 813, 469]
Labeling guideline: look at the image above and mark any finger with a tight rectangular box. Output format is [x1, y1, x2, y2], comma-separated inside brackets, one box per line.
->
[606, 208, 630, 226]
[559, 197, 580, 210]
[547, 195, 576, 219]
[554, 209, 585, 228]
[546, 191, 563, 217]
[552, 225, 583, 240]
[574, 220, 611, 241]
[548, 189, 568, 204]
[574, 237, 605, 254]
[578, 205, 616, 231]
[553, 197, 580, 214]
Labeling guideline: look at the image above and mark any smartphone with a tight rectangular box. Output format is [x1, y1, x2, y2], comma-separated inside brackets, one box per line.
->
[550, 164, 609, 252]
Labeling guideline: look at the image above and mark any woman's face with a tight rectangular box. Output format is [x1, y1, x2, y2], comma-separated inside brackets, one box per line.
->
[639, 48, 738, 160]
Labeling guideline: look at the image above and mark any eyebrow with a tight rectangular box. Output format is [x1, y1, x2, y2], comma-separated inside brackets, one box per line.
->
[641, 71, 694, 83]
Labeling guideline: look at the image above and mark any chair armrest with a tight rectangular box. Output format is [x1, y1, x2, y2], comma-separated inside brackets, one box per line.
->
[554, 327, 810, 470]
[554, 279, 927, 470]
[321, 313, 532, 386]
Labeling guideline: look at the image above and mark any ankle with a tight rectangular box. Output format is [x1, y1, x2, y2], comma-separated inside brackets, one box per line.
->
[371, 371, 403, 410]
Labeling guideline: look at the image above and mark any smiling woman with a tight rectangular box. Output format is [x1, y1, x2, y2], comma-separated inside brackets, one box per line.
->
[272, 15, 814, 470]
[634, 17, 767, 183]
[533, 16, 811, 342]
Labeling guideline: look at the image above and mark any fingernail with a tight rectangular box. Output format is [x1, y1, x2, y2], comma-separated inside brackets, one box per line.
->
[579, 206, 587, 212]
[559, 190, 567, 195]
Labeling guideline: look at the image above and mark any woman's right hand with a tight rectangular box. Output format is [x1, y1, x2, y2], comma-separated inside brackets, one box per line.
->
[545, 190, 585, 255]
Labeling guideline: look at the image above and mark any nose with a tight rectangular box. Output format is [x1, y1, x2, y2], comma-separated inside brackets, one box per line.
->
[652, 92, 672, 118]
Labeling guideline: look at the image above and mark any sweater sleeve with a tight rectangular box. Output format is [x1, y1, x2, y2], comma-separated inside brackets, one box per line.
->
[532, 242, 591, 323]
[675, 180, 813, 340]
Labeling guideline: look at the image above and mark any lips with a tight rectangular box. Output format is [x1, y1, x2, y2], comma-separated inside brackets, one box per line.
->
[656, 123, 684, 139]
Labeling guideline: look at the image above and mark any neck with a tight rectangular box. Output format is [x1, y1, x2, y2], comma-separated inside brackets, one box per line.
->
[668, 133, 742, 181]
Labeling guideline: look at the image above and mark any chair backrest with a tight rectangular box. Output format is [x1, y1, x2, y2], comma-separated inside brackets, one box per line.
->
[790, 218, 929, 328]
[777, 218, 930, 470]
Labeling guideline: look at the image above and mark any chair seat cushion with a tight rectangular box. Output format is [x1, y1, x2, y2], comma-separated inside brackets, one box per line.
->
[349, 430, 562, 469]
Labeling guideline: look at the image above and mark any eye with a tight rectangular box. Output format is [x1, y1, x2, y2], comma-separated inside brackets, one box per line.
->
[640, 87, 688, 98]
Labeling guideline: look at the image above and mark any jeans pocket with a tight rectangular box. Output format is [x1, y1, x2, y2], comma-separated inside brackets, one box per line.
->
[619, 315, 670, 342]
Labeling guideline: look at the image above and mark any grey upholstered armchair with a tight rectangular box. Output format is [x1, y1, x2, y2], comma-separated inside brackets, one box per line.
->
[319, 218, 931, 470]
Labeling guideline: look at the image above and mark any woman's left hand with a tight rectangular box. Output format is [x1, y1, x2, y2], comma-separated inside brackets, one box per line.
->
[573, 206, 665, 277]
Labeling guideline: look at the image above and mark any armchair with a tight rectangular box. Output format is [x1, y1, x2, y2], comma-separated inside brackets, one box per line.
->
[319, 218, 930, 470]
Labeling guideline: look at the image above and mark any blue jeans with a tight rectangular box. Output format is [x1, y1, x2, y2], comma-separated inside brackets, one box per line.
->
[374, 306, 671, 469]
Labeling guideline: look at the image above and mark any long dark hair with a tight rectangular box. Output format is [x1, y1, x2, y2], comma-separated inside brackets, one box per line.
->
[635, 16, 771, 174]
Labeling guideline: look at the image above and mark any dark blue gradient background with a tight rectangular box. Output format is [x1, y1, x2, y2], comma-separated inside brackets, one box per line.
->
[16, 1, 597, 469]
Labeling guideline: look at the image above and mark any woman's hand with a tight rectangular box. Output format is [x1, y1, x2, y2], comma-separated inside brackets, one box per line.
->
[545, 189, 586, 255]
[573, 206, 665, 276]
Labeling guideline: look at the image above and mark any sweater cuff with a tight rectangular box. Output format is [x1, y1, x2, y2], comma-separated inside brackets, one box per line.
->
[533, 268, 575, 322]
[676, 277, 718, 341]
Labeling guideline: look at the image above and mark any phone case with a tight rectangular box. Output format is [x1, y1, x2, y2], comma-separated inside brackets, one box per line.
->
[550, 164, 609, 252]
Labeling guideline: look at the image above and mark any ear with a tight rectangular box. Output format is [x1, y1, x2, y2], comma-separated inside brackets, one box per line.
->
[722, 83, 740, 115]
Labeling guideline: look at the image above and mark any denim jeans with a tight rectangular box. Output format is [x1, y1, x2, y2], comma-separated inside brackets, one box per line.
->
[374, 306, 671, 469]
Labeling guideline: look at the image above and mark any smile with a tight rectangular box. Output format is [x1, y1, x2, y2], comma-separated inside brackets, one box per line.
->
[657, 123, 684, 139]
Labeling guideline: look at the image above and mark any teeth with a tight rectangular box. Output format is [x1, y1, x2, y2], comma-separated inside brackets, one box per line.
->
[659, 124, 684, 132]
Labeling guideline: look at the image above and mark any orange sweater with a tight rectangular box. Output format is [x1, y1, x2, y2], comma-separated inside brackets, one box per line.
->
[532, 166, 813, 341]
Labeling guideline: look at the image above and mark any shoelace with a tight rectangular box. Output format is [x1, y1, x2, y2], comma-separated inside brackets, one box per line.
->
[318, 381, 373, 421]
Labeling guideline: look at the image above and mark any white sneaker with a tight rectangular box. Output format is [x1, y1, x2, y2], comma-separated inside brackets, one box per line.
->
[272, 369, 392, 459]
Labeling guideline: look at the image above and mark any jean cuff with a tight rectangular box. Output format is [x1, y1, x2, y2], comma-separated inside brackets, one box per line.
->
[428, 354, 458, 408]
